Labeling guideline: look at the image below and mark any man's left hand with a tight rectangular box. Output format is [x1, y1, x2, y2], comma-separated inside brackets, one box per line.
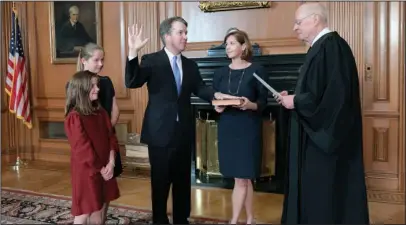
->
[278, 95, 295, 109]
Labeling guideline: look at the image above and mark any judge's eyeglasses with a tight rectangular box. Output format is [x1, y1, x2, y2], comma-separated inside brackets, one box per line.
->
[294, 13, 316, 25]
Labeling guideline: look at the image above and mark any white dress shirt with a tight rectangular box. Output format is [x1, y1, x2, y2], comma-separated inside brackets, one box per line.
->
[311, 27, 332, 46]
[164, 47, 183, 83]
[128, 48, 183, 84]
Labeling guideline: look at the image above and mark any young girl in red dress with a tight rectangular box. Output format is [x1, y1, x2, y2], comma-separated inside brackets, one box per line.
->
[65, 70, 120, 224]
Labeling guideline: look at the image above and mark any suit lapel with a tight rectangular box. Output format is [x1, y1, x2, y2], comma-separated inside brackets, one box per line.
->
[179, 55, 189, 96]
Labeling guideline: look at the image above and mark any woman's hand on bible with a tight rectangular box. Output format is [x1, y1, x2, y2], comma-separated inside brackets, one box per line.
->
[214, 92, 240, 100]
[128, 24, 149, 52]
[233, 97, 252, 110]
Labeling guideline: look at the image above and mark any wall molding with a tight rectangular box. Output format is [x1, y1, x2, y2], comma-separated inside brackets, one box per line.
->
[186, 37, 303, 51]
[367, 190, 405, 204]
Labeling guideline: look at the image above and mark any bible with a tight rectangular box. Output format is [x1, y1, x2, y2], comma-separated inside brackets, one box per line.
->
[212, 99, 243, 106]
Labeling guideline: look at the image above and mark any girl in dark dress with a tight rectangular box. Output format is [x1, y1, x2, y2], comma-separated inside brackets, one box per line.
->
[213, 30, 268, 224]
[76, 43, 120, 126]
[65, 71, 120, 224]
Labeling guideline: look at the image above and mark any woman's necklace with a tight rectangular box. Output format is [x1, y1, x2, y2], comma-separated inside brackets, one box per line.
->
[228, 68, 245, 95]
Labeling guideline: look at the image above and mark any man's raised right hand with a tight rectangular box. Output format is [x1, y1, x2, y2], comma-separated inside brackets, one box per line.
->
[128, 24, 149, 57]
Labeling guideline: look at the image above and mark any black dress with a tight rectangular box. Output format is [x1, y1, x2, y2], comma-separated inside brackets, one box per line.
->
[213, 63, 268, 179]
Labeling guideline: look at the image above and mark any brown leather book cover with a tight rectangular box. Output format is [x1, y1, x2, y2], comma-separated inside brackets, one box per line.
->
[212, 99, 243, 106]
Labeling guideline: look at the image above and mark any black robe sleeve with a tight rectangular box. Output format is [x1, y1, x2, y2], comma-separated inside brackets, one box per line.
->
[293, 37, 359, 154]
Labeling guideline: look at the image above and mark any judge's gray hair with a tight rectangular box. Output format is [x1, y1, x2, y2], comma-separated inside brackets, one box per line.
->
[315, 4, 328, 24]
[300, 3, 329, 25]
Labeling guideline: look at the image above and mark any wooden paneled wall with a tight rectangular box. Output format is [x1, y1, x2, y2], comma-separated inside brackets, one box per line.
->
[0, 1, 404, 203]
[1, 2, 33, 162]
[178, 2, 307, 57]
[362, 2, 405, 203]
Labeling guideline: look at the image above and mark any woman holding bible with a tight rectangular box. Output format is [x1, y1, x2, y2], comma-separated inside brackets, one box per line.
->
[213, 30, 268, 224]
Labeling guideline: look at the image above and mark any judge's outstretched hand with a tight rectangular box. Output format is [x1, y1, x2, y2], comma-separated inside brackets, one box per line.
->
[280, 95, 295, 109]
[280, 91, 288, 96]
[274, 90, 288, 101]
[275, 90, 288, 104]
[128, 24, 149, 52]
[275, 90, 295, 109]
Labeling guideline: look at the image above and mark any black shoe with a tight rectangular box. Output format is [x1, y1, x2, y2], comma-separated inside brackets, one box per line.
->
[152, 218, 170, 224]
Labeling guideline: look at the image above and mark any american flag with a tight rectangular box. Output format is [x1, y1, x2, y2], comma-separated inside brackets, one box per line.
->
[6, 9, 32, 129]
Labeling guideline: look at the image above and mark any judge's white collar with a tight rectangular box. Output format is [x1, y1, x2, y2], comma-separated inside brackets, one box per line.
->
[311, 27, 332, 46]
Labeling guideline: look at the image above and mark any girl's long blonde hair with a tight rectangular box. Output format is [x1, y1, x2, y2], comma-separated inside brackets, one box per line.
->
[76, 43, 104, 72]
[65, 70, 100, 117]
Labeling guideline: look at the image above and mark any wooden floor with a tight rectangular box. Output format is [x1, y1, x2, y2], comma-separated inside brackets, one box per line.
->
[1, 159, 405, 224]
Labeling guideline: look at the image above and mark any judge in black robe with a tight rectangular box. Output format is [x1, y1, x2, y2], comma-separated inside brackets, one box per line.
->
[277, 4, 370, 224]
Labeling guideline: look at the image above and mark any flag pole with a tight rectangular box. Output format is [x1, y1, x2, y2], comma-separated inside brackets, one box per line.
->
[10, 2, 27, 170]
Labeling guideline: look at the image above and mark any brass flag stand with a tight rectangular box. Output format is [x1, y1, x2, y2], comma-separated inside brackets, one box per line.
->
[9, 1, 28, 170]
[11, 156, 27, 170]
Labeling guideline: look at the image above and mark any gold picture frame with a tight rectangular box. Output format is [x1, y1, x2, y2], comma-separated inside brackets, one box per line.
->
[199, 1, 271, 13]
[49, 2, 102, 64]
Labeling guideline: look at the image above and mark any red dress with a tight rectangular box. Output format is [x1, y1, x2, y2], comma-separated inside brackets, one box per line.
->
[65, 109, 120, 216]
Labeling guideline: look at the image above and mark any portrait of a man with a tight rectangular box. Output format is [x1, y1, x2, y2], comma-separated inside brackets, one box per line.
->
[50, 2, 101, 63]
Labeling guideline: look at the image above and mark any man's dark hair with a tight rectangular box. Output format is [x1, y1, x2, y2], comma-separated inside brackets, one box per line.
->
[159, 16, 188, 46]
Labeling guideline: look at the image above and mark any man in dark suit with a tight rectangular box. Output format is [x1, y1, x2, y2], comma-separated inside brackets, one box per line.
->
[125, 17, 236, 224]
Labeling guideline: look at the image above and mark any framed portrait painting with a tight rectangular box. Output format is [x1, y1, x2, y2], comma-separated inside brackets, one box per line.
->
[49, 1, 102, 64]
[199, 1, 271, 12]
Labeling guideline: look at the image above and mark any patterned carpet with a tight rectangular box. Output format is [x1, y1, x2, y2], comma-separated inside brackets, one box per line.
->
[1, 188, 227, 224]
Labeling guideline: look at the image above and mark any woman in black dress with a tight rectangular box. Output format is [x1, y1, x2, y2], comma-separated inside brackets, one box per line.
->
[69, 43, 120, 126]
[213, 30, 268, 224]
